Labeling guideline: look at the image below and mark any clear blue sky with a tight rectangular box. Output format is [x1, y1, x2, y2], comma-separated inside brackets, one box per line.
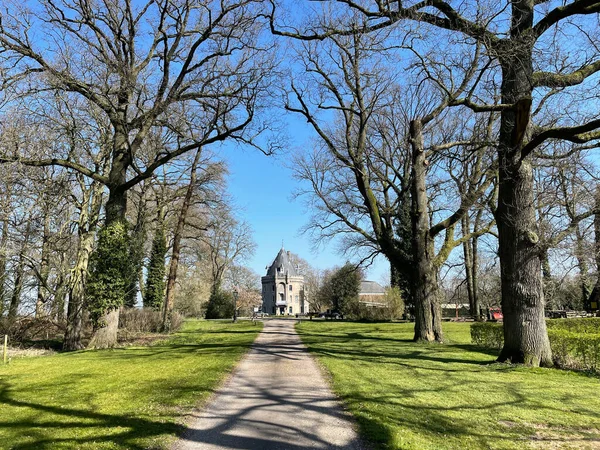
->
[219, 112, 389, 284]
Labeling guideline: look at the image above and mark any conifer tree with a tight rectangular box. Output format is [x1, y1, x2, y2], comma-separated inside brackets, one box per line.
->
[144, 226, 167, 310]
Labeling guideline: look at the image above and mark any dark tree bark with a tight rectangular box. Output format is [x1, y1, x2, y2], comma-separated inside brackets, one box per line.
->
[273, 0, 600, 366]
[35, 208, 51, 317]
[587, 187, 600, 311]
[495, 3, 552, 367]
[125, 185, 149, 309]
[462, 215, 475, 316]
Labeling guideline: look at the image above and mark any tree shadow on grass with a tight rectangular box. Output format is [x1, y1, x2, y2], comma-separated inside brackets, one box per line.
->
[0, 379, 186, 449]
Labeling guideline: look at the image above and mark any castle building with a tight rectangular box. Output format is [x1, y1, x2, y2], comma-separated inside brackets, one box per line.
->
[261, 248, 307, 315]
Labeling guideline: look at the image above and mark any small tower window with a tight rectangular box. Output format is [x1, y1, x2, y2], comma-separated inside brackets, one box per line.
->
[289, 285, 293, 291]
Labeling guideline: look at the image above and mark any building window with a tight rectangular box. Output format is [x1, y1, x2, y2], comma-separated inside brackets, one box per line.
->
[272, 306, 275, 314]
[289, 285, 293, 291]
[272, 285, 275, 291]
[289, 306, 293, 314]
[295, 295, 299, 302]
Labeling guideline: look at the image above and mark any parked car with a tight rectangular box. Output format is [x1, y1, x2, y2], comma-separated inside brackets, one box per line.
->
[318, 310, 344, 320]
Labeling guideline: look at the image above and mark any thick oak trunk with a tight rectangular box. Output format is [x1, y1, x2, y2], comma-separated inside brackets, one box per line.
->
[587, 187, 600, 311]
[87, 308, 119, 349]
[496, 3, 552, 367]
[88, 138, 130, 349]
[497, 160, 552, 366]
[410, 119, 443, 342]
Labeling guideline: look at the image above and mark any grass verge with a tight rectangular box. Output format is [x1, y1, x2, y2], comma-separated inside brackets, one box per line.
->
[0, 319, 262, 449]
[296, 321, 600, 450]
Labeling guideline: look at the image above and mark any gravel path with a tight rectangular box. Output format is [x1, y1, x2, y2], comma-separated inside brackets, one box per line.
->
[173, 319, 367, 450]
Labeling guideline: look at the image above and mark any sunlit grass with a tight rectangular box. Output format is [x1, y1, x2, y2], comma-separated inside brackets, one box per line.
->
[296, 321, 600, 450]
[0, 320, 262, 449]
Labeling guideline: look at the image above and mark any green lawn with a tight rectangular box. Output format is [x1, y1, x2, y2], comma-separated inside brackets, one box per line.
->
[0, 320, 262, 449]
[296, 321, 600, 450]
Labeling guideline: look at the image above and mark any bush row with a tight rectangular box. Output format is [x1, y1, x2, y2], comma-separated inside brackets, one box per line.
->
[470, 322, 504, 349]
[470, 321, 600, 372]
[546, 317, 600, 333]
[118, 307, 183, 333]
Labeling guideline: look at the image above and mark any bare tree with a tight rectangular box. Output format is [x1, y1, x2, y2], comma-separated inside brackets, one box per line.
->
[202, 210, 256, 294]
[0, 0, 276, 347]
[287, 29, 495, 341]
[272, 0, 600, 366]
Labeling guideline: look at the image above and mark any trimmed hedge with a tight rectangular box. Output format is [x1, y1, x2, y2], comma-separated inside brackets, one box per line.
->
[546, 317, 600, 333]
[470, 320, 600, 372]
[470, 322, 504, 349]
[549, 329, 600, 371]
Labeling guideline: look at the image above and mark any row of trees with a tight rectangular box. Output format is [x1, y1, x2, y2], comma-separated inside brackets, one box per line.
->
[1, 0, 599, 368]
[0, 0, 269, 348]
[272, 0, 600, 366]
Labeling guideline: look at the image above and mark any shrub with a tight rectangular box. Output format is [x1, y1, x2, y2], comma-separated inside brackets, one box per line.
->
[118, 308, 183, 333]
[470, 319, 600, 372]
[0, 317, 64, 345]
[546, 318, 600, 333]
[470, 322, 504, 349]
[548, 329, 600, 371]
[205, 290, 234, 319]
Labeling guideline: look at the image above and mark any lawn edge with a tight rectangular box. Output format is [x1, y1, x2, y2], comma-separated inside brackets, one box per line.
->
[294, 321, 375, 450]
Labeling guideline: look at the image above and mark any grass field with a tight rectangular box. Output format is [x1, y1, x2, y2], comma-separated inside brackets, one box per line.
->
[296, 321, 600, 450]
[0, 320, 262, 449]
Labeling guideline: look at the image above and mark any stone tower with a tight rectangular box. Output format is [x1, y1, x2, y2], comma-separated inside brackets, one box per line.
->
[261, 248, 307, 315]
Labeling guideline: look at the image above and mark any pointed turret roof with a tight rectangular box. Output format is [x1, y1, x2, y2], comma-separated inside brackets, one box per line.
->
[266, 248, 298, 276]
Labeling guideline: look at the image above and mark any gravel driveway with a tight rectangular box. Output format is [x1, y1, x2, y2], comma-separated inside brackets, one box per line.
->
[173, 319, 367, 450]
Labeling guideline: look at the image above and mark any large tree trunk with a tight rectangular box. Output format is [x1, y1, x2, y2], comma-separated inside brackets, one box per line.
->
[587, 186, 600, 312]
[162, 149, 201, 332]
[63, 231, 95, 350]
[64, 180, 103, 351]
[87, 308, 119, 349]
[410, 119, 443, 343]
[87, 138, 130, 349]
[496, 8, 552, 365]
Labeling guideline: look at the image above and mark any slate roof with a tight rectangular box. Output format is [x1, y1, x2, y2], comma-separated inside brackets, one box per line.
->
[360, 280, 386, 295]
[266, 248, 298, 276]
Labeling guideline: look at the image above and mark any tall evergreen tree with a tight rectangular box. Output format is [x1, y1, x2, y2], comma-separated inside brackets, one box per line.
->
[144, 226, 167, 310]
